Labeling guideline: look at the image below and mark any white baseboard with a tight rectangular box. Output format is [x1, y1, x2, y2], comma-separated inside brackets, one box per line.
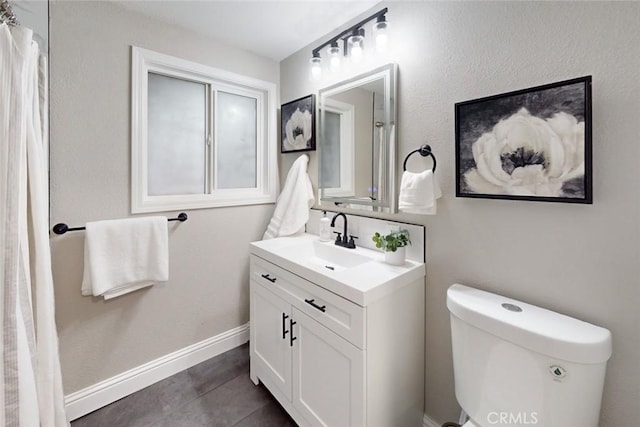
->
[64, 323, 250, 421]
[424, 413, 442, 427]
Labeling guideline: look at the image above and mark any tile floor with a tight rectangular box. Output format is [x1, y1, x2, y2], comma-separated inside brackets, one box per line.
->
[70, 343, 297, 427]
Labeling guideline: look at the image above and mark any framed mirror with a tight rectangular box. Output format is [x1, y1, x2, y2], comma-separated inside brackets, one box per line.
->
[318, 63, 398, 213]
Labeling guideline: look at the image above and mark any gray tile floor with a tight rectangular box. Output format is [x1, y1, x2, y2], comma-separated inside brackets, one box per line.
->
[71, 343, 297, 427]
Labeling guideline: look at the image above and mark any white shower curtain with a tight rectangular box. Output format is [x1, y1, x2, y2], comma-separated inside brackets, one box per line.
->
[1, 23, 68, 426]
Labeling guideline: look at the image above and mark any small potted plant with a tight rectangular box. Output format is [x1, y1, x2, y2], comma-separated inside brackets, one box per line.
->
[372, 229, 411, 266]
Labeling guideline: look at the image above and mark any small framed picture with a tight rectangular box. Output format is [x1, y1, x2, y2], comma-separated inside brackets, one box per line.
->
[455, 76, 592, 204]
[281, 94, 316, 153]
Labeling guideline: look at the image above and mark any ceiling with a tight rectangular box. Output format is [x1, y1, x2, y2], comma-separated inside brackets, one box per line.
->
[116, 1, 380, 62]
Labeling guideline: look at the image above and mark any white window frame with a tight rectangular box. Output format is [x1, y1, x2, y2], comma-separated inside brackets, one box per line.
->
[321, 98, 355, 198]
[131, 46, 277, 213]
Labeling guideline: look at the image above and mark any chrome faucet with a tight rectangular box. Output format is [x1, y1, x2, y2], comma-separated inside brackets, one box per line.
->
[330, 213, 357, 249]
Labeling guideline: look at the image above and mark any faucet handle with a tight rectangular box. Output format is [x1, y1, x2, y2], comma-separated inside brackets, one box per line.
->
[348, 235, 358, 248]
[333, 231, 342, 243]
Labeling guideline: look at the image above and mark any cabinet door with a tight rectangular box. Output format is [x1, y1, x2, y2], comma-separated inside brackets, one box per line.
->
[291, 308, 365, 427]
[250, 282, 292, 400]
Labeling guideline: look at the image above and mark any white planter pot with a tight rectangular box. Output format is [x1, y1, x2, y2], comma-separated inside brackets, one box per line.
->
[384, 246, 406, 266]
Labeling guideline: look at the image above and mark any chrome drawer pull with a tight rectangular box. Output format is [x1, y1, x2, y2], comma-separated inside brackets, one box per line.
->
[305, 298, 327, 313]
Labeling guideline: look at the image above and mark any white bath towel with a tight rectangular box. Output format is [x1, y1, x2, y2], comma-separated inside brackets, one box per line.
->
[398, 170, 442, 215]
[263, 154, 314, 239]
[81, 216, 169, 299]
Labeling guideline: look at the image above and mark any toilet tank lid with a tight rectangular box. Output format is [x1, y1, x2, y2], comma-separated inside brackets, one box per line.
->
[447, 284, 612, 364]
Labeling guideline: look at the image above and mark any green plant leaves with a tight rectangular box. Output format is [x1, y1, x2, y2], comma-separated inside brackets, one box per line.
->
[371, 230, 411, 252]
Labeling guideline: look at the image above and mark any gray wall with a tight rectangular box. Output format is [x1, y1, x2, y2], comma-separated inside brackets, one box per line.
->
[12, 0, 48, 53]
[49, 1, 278, 393]
[281, 2, 640, 426]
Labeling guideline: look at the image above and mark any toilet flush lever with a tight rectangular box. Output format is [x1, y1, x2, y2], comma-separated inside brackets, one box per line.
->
[501, 303, 522, 312]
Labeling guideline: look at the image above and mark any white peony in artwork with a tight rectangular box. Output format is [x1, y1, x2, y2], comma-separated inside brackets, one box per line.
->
[281, 94, 315, 152]
[464, 108, 585, 197]
[456, 77, 591, 202]
[284, 107, 312, 150]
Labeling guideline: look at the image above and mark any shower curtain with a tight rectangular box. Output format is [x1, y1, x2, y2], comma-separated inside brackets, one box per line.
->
[1, 23, 68, 426]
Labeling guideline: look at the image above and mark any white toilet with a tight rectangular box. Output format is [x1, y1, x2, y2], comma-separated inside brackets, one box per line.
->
[447, 284, 612, 427]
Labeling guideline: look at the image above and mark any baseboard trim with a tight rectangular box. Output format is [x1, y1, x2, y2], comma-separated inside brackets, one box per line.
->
[64, 323, 250, 421]
[424, 413, 442, 427]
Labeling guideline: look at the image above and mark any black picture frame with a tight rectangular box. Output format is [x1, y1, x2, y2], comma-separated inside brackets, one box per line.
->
[455, 76, 592, 204]
[281, 94, 316, 153]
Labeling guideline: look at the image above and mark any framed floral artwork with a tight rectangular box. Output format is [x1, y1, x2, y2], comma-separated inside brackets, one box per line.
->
[455, 76, 592, 204]
[281, 94, 316, 153]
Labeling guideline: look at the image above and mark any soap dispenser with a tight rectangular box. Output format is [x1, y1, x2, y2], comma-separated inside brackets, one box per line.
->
[319, 211, 331, 242]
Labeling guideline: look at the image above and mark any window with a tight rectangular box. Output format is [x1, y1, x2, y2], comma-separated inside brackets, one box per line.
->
[131, 47, 277, 213]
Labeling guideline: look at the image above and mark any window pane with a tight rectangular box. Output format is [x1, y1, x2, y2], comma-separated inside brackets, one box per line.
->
[320, 111, 341, 188]
[216, 91, 257, 189]
[147, 73, 206, 196]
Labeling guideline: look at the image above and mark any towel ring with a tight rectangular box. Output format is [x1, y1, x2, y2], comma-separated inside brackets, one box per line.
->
[403, 144, 437, 172]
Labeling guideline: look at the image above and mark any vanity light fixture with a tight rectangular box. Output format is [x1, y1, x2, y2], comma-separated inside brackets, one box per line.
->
[328, 42, 341, 71]
[373, 15, 389, 51]
[309, 8, 388, 79]
[347, 28, 365, 62]
[310, 51, 322, 81]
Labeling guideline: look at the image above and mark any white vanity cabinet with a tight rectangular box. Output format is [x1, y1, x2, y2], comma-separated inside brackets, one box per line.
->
[249, 237, 425, 427]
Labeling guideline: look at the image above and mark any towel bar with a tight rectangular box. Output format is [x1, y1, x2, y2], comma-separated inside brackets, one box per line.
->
[403, 144, 437, 172]
[52, 213, 188, 235]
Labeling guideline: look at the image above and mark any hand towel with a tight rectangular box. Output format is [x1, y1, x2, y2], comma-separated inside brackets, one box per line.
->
[81, 216, 169, 299]
[263, 154, 314, 239]
[398, 170, 442, 215]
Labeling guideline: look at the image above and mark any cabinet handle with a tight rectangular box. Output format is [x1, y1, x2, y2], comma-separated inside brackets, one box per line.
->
[261, 273, 276, 283]
[289, 319, 297, 347]
[304, 298, 327, 313]
[282, 313, 289, 339]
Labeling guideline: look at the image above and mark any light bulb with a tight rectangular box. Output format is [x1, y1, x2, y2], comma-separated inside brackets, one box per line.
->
[351, 45, 363, 61]
[328, 42, 341, 71]
[309, 53, 322, 81]
[374, 16, 389, 52]
[348, 29, 365, 63]
[375, 33, 388, 50]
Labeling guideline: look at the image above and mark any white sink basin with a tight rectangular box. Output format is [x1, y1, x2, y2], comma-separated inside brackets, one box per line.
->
[277, 240, 373, 272]
[250, 234, 426, 306]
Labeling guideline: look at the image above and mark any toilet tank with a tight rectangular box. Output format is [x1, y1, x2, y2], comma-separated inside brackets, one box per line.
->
[447, 284, 612, 427]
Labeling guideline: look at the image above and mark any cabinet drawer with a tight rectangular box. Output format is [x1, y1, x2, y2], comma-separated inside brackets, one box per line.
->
[251, 255, 366, 349]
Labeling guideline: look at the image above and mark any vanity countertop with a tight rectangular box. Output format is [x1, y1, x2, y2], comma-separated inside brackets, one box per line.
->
[250, 234, 425, 306]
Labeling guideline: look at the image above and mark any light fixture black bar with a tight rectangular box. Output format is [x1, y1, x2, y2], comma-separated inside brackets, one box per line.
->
[311, 7, 388, 56]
